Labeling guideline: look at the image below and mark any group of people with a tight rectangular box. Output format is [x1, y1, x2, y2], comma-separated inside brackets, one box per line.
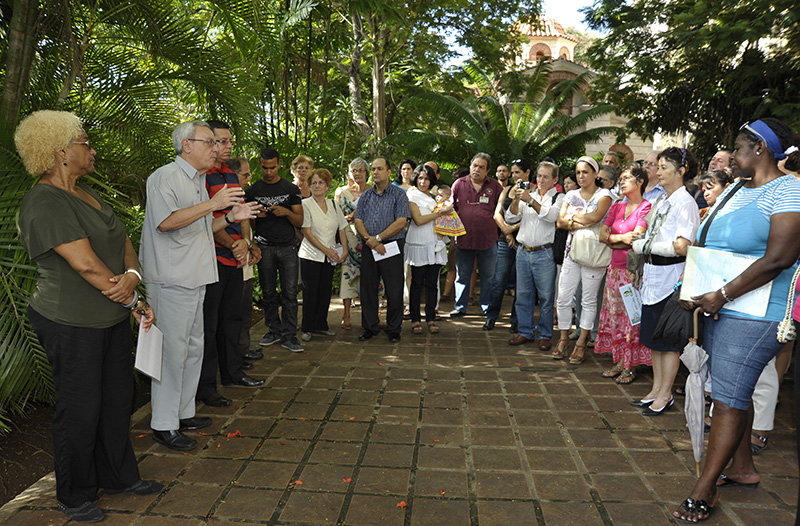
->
[14, 108, 800, 524]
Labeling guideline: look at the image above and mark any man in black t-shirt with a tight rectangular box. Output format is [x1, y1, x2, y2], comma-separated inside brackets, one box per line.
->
[244, 147, 304, 352]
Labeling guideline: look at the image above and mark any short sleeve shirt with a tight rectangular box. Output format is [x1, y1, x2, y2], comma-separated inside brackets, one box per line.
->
[19, 183, 130, 327]
[298, 198, 348, 262]
[206, 165, 242, 266]
[354, 184, 410, 241]
[139, 156, 218, 288]
[604, 200, 651, 269]
[451, 176, 504, 250]
[245, 178, 302, 246]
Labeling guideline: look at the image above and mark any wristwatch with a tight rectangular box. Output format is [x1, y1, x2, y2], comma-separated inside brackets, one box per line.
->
[376, 234, 382, 243]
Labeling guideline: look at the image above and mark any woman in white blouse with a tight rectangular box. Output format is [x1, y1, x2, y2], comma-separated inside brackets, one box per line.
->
[298, 169, 349, 342]
[554, 156, 614, 364]
[630, 147, 701, 416]
[406, 164, 452, 334]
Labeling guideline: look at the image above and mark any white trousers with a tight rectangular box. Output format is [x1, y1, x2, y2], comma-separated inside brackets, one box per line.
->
[556, 257, 606, 331]
[148, 283, 206, 431]
[752, 357, 779, 431]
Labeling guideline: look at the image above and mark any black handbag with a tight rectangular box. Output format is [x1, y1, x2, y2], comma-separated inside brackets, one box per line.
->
[650, 180, 746, 349]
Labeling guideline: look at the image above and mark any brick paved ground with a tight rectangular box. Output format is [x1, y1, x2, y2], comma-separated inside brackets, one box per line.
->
[2, 301, 798, 525]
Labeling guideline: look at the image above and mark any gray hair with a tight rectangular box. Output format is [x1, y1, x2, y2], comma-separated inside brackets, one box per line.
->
[471, 152, 492, 170]
[599, 164, 618, 183]
[172, 120, 211, 154]
[349, 157, 368, 172]
[536, 161, 559, 180]
[603, 151, 620, 160]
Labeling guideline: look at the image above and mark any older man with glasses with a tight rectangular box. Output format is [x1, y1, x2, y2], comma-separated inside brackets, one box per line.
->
[140, 121, 261, 451]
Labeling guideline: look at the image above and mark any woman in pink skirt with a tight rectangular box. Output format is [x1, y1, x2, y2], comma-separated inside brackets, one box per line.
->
[596, 163, 652, 384]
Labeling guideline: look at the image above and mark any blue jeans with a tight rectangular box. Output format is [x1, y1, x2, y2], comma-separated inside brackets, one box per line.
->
[256, 244, 299, 341]
[454, 244, 497, 314]
[485, 240, 517, 323]
[515, 246, 556, 340]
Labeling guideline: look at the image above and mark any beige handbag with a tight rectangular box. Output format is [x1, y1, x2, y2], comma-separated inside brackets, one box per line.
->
[777, 264, 800, 343]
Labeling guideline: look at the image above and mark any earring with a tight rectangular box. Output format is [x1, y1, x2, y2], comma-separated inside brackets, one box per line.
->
[63, 161, 68, 166]
[756, 151, 761, 156]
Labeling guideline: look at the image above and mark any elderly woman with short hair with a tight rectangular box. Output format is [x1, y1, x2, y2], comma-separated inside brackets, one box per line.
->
[335, 158, 371, 329]
[299, 169, 349, 341]
[15, 110, 161, 523]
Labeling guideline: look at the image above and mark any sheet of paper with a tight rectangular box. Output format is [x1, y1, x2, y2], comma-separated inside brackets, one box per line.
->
[135, 323, 163, 381]
[372, 240, 400, 261]
[242, 263, 254, 281]
[681, 246, 772, 318]
[619, 283, 642, 326]
[329, 244, 345, 266]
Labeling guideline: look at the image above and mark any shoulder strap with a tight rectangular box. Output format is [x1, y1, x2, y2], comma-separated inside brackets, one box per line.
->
[698, 180, 746, 247]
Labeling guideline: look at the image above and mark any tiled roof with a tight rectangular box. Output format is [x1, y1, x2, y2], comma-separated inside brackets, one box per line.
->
[517, 16, 580, 43]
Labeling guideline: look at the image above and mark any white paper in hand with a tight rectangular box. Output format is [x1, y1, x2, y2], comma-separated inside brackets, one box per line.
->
[135, 323, 163, 381]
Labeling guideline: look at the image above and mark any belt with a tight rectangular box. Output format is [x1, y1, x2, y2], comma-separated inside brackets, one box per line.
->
[645, 254, 686, 266]
[521, 243, 553, 252]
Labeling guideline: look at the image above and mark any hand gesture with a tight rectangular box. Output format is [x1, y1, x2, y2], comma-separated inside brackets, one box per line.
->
[102, 272, 139, 303]
[248, 245, 262, 265]
[231, 201, 262, 221]
[268, 205, 290, 217]
[210, 184, 246, 211]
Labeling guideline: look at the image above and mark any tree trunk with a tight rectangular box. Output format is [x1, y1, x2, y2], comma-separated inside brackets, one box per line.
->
[338, 9, 372, 147]
[1, 0, 40, 141]
[367, 14, 389, 143]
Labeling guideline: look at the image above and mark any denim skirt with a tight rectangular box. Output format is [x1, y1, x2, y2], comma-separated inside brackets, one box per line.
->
[704, 313, 783, 410]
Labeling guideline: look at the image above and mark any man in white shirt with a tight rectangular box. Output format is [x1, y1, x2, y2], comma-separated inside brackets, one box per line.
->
[506, 161, 564, 349]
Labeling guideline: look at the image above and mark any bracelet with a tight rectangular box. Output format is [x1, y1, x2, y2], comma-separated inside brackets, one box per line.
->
[673, 280, 683, 292]
[122, 290, 139, 309]
[569, 218, 574, 230]
[224, 212, 234, 224]
[720, 286, 732, 302]
[125, 268, 142, 282]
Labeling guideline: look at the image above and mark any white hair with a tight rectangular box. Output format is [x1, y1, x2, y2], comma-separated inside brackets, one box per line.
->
[172, 120, 211, 154]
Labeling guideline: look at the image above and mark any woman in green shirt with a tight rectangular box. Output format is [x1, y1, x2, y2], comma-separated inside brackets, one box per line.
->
[15, 110, 161, 523]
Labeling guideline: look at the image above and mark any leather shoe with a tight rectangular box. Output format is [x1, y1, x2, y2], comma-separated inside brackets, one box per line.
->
[225, 373, 265, 387]
[358, 330, 376, 341]
[642, 397, 675, 416]
[106, 479, 164, 496]
[538, 339, 552, 351]
[388, 333, 401, 343]
[629, 398, 655, 408]
[508, 335, 530, 346]
[153, 429, 197, 451]
[241, 362, 254, 370]
[482, 319, 495, 331]
[179, 416, 212, 431]
[509, 322, 518, 333]
[449, 309, 465, 318]
[200, 392, 232, 407]
[243, 350, 264, 361]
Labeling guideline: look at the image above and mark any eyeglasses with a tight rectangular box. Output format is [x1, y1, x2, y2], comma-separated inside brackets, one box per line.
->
[643, 161, 657, 167]
[71, 140, 92, 149]
[619, 176, 638, 182]
[187, 138, 216, 148]
[215, 139, 234, 146]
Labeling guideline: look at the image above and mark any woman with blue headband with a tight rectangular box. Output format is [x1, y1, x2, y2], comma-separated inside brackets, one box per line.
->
[672, 118, 800, 523]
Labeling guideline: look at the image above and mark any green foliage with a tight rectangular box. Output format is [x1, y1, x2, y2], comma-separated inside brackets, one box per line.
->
[382, 62, 619, 176]
[582, 0, 800, 160]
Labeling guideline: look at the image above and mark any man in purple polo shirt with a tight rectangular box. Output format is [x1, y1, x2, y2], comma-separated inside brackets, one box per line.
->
[449, 153, 503, 317]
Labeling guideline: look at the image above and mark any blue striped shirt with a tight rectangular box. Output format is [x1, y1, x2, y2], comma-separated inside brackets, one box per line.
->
[354, 184, 410, 241]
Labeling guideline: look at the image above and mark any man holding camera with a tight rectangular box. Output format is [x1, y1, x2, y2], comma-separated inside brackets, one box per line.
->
[449, 153, 503, 318]
[505, 161, 563, 348]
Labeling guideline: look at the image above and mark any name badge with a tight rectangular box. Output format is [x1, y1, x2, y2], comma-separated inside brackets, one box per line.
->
[479, 195, 489, 204]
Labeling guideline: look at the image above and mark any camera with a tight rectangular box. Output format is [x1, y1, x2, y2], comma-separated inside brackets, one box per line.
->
[518, 181, 531, 190]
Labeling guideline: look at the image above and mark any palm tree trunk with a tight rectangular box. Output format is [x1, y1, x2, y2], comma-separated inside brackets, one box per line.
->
[1, 0, 39, 140]
[368, 14, 389, 143]
[338, 9, 372, 146]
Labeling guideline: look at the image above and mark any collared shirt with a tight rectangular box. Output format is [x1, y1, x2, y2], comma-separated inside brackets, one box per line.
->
[641, 186, 700, 304]
[298, 197, 348, 263]
[206, 164, 242, 266]
[643, 184, 666, 202]
[139, 156, 218, 289]
[451, 176, 504, 250]
[505, 187, 564, 248]
[354, 183, 410, 241]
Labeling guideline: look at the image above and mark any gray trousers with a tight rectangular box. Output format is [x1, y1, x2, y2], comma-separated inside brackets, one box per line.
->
[148, 283, 206, 431]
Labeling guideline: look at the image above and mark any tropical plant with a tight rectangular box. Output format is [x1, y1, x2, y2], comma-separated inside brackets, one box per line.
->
[382, 62, 619, 175]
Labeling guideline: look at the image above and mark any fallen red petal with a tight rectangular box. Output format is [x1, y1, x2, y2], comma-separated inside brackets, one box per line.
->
[440, 489, 446, 495]
[515, 363, 522, 366]
[377, 362, 383, 366]
[396, 501, 407, 509]
[294, 480, 303, 485]
[137, 434, 148, 438]
[343, 477, 352, 482]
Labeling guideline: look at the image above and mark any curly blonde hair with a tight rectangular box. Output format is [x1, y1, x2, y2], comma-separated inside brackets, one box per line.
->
[14, 110, 84, 177]
[291, 154, 314, 173]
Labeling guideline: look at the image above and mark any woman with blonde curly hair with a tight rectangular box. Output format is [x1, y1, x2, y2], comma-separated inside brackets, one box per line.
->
[15, 110, 162, 523]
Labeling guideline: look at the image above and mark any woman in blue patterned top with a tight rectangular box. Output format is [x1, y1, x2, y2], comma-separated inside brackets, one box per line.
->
[673, 118, 800, 523]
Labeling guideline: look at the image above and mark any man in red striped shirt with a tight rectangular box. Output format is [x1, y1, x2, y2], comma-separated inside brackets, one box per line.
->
[196, 120, 264, 408]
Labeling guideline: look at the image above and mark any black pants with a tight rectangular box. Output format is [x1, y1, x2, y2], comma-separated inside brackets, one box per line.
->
[238, 277, 255, 355]
[199, 263, 244, 398]
[410, 264, 440, 323]
[360, 239, 404, 336]
[28, 307, 140, 507]
[300, 258, 335, 332]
